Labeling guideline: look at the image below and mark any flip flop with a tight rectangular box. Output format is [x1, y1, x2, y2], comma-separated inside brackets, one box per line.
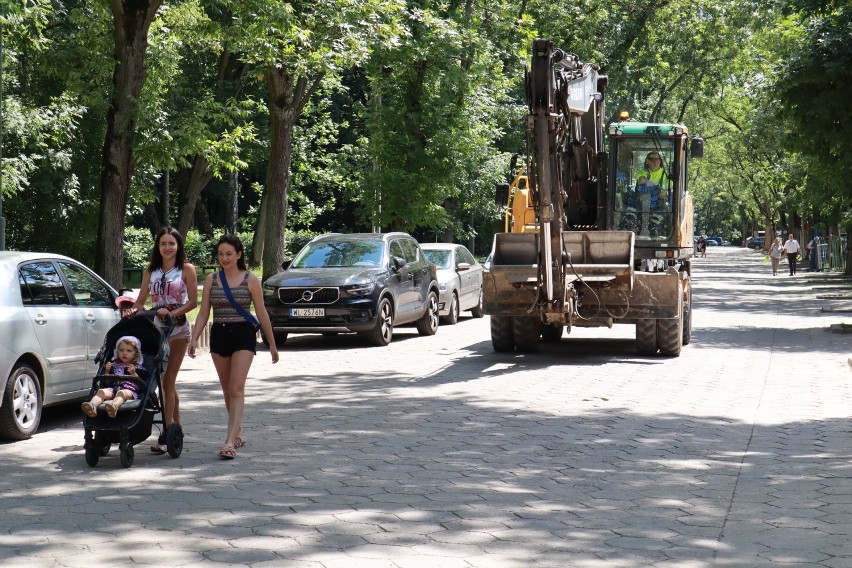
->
[219, 444, 237, 460]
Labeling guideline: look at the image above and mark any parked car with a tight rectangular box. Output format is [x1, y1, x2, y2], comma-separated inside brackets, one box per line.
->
[262, 233, 439, 346]
[420, 243, 485, 325]
[746, 236, 765, 250]
[0, 252, 123, 440]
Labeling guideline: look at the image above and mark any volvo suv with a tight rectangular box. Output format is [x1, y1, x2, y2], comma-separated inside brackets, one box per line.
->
[262, 233, 440, 346]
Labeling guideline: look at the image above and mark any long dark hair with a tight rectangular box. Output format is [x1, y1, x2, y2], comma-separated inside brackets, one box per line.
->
[147, 227, 187, 271]
[218, 234, 247, 271]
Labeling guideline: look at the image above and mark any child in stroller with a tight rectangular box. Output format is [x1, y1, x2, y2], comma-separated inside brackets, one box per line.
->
[82, 311, 183, 468]
[81, 335, 145, 418]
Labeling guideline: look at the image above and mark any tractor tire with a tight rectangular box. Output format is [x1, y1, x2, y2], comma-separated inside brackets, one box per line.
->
[540, 324, 563, 342]
[682, 282, 692, 346]
[657, 315, 683, 357]
[635, 319, 658, 355]
[512, 316, 540, 353]
[490, 316, 514, 352]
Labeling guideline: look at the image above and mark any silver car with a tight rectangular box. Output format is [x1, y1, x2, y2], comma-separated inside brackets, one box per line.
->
[0, 252, 122, 440]
[420, 243, 485, 325]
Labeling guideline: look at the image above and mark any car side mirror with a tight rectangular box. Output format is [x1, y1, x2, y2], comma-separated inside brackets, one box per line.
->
[456, 262, 471, 271]
[281, 259, 292, 270]
[391, 256, 407, 271]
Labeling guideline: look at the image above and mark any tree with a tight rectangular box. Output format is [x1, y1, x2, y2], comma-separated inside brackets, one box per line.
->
[216, 0, 402, 279]
[95, 0, 162, 287]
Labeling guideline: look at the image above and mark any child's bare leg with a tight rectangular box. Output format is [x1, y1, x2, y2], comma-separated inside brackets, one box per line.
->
[82, 389, 111, 416]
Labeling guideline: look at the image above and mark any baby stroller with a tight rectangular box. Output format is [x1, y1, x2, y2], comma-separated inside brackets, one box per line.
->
[82, 312, 184, 468]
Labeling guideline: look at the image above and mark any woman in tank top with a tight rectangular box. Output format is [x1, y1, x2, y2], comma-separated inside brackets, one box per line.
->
[189, 234, 278, 459]
[126, 227, 198, 453]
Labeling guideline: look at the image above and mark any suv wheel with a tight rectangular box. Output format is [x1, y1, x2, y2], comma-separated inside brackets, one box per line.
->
[416, 291, 439, 336]
[366, 297, 394, 346]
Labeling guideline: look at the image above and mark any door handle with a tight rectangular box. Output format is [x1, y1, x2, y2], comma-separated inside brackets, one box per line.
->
[34, 315, 47, 325]
[85, 314, 97, 324]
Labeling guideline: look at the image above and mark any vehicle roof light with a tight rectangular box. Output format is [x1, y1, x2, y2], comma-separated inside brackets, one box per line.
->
[619, 110, 630, 121]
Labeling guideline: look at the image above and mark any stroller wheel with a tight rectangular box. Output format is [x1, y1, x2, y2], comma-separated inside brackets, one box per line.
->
[165, 422, 184, 458]
[94, 431, 111, 456]
[120, 444, 134, 468]
[85, 446, 100, 467]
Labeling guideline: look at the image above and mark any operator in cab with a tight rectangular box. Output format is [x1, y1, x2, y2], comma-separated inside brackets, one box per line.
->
[636, 151, 669, 210]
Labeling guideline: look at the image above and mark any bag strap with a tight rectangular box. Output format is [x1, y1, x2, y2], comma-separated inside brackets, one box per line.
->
[218, 271, 259, 326]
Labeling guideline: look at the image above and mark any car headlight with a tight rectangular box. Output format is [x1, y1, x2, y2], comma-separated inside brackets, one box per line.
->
[344, 282, 375, 296]
[262, 284, 278, 298]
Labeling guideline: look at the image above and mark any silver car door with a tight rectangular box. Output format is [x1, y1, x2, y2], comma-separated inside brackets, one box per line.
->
[19, 261, 89, 395]
[57, 261, 119, 385]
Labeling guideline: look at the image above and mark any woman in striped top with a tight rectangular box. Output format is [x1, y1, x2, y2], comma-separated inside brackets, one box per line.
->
[189, 234, 279, 459]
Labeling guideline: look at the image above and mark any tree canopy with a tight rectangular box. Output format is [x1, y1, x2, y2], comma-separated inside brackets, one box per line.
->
[1, 0, 848, 282]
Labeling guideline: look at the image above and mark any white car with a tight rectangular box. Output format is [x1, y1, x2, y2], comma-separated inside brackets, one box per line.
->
[420, 243, 485, 325]
[0, 252, 122, 440]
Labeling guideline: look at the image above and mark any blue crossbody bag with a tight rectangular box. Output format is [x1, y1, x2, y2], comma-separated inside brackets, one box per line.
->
[218, 271, 260, 330]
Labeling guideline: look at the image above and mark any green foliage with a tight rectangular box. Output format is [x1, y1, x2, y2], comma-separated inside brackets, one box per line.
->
[2, 0, 846, 256]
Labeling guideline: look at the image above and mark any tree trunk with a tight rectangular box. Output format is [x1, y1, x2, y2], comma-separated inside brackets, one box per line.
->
[262, 67, 296, 281]
[194, 195, 214, 236]
[160, 169, 170, 226]
[176, 154, 213, 237]
[94, 0, 162, 287]
[226, 170, 239, 233]
[251, 192, 267, 268]
[260, 66, 324, 280]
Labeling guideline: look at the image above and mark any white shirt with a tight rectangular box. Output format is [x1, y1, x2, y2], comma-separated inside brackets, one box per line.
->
[783, 239, 801, 253]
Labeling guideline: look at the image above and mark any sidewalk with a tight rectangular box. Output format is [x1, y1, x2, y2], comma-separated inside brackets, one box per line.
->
[0, 246, 849, 567]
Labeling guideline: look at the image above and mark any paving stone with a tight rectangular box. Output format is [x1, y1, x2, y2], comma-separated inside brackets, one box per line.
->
[1, 249, 850, 566]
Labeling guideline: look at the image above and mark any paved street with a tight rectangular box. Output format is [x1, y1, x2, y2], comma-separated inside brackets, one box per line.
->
[1, 247, 850, 567]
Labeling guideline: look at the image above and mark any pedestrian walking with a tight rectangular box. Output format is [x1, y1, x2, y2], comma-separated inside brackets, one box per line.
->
[126, 226, 197, 452]
[768, 236, 784, 276]
[188, 234, 279, 460]
[782, 233, 802, 275]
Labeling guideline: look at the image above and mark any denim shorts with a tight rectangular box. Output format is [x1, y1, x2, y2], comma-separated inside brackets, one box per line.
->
[209, 322, 258, 357]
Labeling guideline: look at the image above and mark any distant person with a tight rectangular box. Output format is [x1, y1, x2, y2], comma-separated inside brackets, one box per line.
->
[697, 235, 707, 258]
[82, 336, 145, 418]
[782, 233, 802, 275]
[768, 236, 784, 276]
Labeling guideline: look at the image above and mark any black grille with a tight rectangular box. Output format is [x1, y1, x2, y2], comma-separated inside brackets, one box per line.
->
[277, 287, 339, 304]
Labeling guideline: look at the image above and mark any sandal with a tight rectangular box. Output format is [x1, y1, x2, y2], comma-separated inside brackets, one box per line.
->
[81, 402, 97, 418]
[104, 400, 118, 418]
[151, 434, 167, 455]
[234, 436, 246, 448]
[218, 444, 237, 460]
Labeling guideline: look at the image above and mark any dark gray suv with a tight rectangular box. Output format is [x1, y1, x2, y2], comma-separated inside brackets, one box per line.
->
[262, 233, 440, 346]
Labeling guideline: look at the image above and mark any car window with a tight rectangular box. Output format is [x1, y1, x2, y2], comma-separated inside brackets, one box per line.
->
[57, 261, 113, 307]
[457, 247, 476, 265]
[389, 240, 406, 262]
[423, 250, 452, 269]
[400, 239, 419, 263]
[292, 240, 384, 268]
[19, 261, 71, 306]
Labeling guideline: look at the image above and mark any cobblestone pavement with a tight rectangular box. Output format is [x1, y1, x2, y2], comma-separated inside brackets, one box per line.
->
[1, 247, 850, 567]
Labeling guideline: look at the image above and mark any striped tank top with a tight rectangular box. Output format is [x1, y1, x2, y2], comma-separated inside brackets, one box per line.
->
[211, 272, 252, 324]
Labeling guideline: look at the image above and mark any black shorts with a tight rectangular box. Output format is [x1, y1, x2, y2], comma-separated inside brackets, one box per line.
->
[209, 322, 258, 357]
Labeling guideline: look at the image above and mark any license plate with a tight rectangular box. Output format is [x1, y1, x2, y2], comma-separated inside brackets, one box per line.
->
[290, 308, 325, 317]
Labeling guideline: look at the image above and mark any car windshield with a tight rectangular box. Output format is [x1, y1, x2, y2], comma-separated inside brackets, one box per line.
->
[423, 250, 452, 269]
[291, 240, 384, 268]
